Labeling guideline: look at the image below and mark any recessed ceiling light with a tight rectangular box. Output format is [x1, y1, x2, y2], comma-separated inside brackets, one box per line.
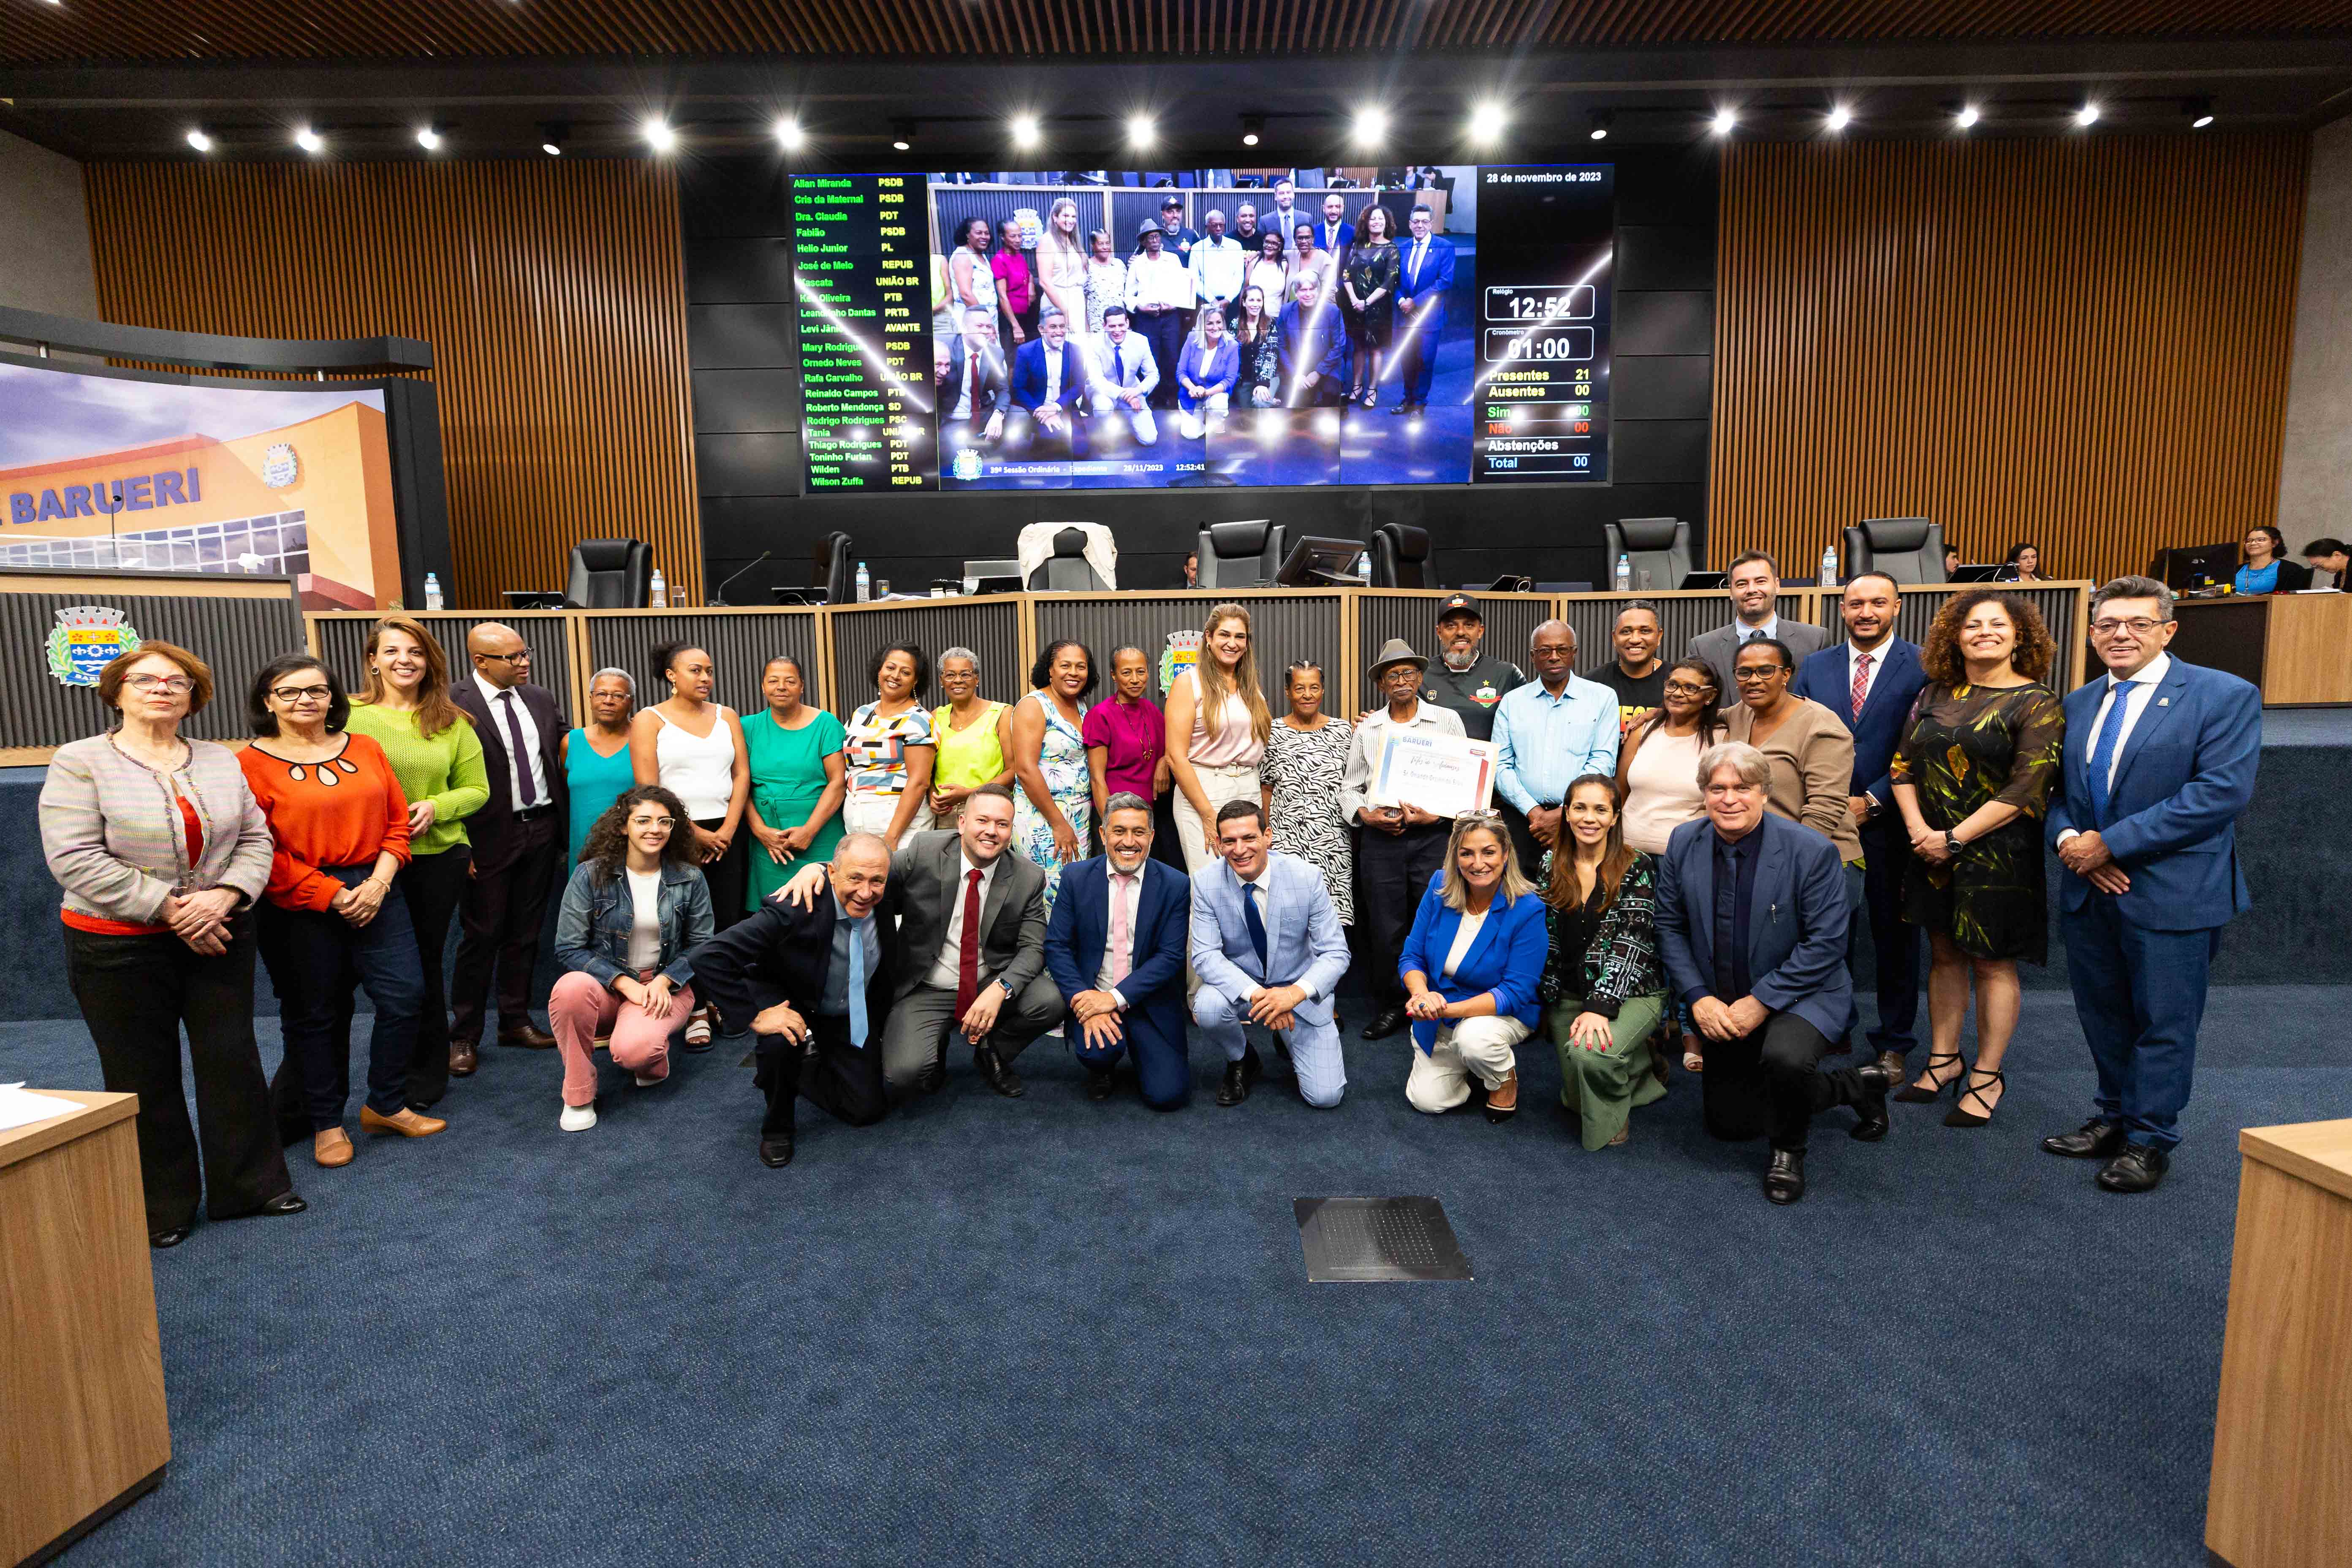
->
[1467, 101, 1507, 146]
[774, 117, 804, 151]
[643, 117, 677, 153]
[415, 126, 442, 151]
[1710, 107, 1737, 137]
[1010, 113, 1040, 151]
[294, 126, 325, 154]
[1126, 113, 1155, 149]
[891, 118, 915, 152]
[2075, 102, 2100, 128]
[1955, 104, 1980, 130]
[1241, 114, 1264, 148]
[2184, 96, 2215, 129]
[1825, 104, 1852, 133]
[185, 128, 213, 153]
[539, 120, 567, 157]
[1588, 110, 1612, 142]
[1354, 107, 1388, 149]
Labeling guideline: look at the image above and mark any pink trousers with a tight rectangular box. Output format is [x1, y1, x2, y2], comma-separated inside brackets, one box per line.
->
[550, 970, 695, 1107]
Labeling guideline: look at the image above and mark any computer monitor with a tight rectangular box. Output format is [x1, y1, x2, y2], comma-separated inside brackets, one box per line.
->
[2151, 541, 2240, 591]
[1275, 535, 1366, 587]
[1950, 565, 2004, 584]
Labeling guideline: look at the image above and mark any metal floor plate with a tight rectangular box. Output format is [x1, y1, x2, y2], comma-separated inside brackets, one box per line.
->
[1294, 1197, 1473, 1283]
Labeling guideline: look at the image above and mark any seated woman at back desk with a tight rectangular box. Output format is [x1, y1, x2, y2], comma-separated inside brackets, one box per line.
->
[2234, 524, 2311, 595]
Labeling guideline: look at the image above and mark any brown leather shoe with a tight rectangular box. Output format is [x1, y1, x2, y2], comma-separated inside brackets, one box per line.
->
[360, 1104, 447, 1138]
[1483, 1069, 1521, 1123]
[1874, 1049, 1907, 1079]
[499, 1024, 558, 1049]
[448, 1040, 479, 1077]
[312, 1128, 354, 1167]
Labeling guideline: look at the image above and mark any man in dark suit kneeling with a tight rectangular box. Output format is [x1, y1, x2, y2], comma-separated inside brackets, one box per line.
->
[694, 833, 895, 1169]
[1045, 792, 1193, 1109]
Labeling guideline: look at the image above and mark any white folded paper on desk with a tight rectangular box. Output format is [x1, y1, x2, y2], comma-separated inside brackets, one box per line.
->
[0, 1083, 84, 1132]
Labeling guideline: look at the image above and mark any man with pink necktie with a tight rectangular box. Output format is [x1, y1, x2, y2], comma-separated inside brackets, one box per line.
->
[1044, 792, 1194, 1109]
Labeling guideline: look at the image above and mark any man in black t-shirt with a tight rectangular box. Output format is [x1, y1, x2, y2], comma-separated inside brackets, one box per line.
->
[1419, 593, 1524, 742]
[1584, 601, 1666, 739]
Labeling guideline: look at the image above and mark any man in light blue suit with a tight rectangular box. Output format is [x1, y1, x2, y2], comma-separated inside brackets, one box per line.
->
[2042, 576, 2261, 1194]
[1189, 798, 1353, 1109]
[1391, 203, 1455, 414]
[1791, 572, 1930, 1074]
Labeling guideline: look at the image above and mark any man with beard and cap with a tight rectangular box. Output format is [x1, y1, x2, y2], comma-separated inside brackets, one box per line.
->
[1419, 593, 1524, 744]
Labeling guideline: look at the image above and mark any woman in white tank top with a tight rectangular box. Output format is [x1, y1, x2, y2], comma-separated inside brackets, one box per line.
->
[628, 643, 750, 939]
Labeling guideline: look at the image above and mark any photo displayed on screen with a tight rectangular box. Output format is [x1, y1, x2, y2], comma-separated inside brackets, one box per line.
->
[790, 165, 1612, 495]
[0, 359, 402, 609]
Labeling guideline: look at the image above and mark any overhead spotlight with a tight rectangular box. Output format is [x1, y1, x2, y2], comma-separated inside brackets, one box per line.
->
[415, 125, 443, 152]
[774, 117, 805, 151]
[1825, 104, 1852, 133]
[1709, 107, 1737, 138]
[1354, 107, 1388, 149]
[185, 128, 214, 153]
[1241, 114, 1264, 148]
[1126, 113, 1155, 149]
[1588, 110, 1612, 142]
[1955, 104, 1980, 130]
[2186, 96, 2215, 129]
[1467, 101, 1507, 145]
[643, 117, 677, 153]
[539, 120, 568, 157]
[1010, 113, 1040, 151]
[294, 125, 325, 154]
[2075, 102, 2100, 128]
[891, 118, 915, 152]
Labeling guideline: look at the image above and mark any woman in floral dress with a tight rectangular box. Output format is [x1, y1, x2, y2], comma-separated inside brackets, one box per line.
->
[1006, 639, 1095, 910]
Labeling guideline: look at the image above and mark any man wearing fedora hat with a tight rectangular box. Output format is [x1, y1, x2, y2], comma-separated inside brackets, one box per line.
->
[1339, 637, 1467, 1041]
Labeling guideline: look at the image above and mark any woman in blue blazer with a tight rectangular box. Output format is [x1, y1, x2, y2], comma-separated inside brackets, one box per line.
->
[1399, 812, 1549, 1122]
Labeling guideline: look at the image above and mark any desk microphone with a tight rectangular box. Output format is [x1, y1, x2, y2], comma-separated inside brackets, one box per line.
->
[709, 551, 772, 607]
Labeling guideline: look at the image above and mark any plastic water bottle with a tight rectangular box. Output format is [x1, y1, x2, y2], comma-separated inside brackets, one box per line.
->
[855, 561, 872, 603]
[1355, 549, 1370, 582]
[648, 565, 667, 609]
[1819, 544, 1839, 590]
[1614, 552, 1631, 593]
[423, 572, 443, 611]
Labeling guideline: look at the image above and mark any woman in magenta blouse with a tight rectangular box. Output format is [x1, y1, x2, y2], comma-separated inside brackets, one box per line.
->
[1084, 644, 1170, 858]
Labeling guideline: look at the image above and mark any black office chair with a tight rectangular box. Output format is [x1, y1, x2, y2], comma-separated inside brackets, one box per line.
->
[812, 532, 855, 603]
[1368, 523, 1431, 589]
[1028, 527, 1110, 591]
[564, 538, 652, 609]
[1602, 517, 1692, 592]
[1844, 518, 1948, 585]
[1196, 520, 1285, 589]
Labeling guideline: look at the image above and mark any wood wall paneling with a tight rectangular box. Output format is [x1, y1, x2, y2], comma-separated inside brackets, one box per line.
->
[83, 162, 702, 609]
[1709, 136, 2309, 587]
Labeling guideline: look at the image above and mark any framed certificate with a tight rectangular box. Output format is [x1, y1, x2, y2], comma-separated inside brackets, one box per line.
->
[1369, 731, 1496, 817]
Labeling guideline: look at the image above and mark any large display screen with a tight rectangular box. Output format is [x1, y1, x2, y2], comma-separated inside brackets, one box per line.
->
[0, 359, 403, 609]
[792, 165, 1613, 494]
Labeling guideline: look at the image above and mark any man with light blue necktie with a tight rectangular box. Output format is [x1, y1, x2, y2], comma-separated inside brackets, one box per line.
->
[2042, 576, 2261, 1195]
[694, 833, 897, 1169]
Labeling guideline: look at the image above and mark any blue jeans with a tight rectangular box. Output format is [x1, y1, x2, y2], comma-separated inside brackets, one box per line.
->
[259, 866, 426, 1130]
[2060, 895, 2219, 1150]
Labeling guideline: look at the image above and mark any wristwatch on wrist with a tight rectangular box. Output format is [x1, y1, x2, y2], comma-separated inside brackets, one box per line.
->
[1944, 831, 1963, 855]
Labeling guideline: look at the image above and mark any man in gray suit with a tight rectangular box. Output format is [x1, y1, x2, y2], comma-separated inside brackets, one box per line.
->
[1190, 799, 1354, 1109]
[1686, 550, 1831, 696]
[778, 783, 1062, 1100]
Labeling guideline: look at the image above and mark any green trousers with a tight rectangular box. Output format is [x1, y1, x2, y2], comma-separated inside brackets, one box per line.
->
[1549, 991, 1669, 1151]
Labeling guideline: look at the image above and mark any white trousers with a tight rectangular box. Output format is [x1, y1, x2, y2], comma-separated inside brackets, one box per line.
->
[1173, 764, 1262, 872]
[1178, 392, 1230, 439]
[841, 791, 933, 841]
[1404, 1015, 1532, 1114]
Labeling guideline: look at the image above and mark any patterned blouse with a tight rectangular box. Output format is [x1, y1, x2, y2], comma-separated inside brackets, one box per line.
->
[845, 701, 935, 799]
[1538, 852, 1664, 1016]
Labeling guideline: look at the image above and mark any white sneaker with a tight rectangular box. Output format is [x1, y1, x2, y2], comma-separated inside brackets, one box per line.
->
[633, 1073, 661, 1088]
[558, 1103, 597, 1132]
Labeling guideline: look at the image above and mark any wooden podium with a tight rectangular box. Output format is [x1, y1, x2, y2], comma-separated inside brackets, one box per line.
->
[2206, 1120, 2352, 1568]
[1, 1091, 171, 1567]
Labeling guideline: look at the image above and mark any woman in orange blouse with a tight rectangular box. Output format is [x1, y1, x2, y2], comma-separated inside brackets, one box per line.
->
[238, 653, 447, 1169]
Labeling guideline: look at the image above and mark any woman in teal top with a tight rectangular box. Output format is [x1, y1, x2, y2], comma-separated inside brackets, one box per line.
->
[344, 615, 491, 1109]
[564, 669, 640, 864]
[741, 655, 848, 910]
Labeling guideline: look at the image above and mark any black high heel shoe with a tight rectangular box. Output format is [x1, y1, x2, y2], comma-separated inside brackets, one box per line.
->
[1943, 1066, 2006, 1128]
[1892, 1049, 1964, 1103]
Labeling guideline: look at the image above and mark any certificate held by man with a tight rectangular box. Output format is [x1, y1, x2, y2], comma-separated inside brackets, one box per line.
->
[1371, 730, 1496, 817]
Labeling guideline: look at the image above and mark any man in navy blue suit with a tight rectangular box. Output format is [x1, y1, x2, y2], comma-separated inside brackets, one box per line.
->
[1391, 204, 1455, 414]
[1277, 272, 1346, 408]
[1315, 191, 1355, 261]
[1792, 573, 1929, 1077]
[1007, 308, 1091, 461]
[1044, 794, 1193, 1109]
[2042, 576, 2261, 1194]
[1656, 742, 1898, 1204]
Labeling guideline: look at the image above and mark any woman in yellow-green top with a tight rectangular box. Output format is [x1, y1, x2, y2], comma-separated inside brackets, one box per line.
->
[344, 615, 490, 1109]
[926, 644, 1013, 829]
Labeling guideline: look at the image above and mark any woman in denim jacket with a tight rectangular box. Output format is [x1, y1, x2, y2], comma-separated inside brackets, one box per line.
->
[549, 785, 714, 1131]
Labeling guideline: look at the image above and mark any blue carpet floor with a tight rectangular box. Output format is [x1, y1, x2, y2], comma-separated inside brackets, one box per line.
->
[7, 987, 2347, 1566]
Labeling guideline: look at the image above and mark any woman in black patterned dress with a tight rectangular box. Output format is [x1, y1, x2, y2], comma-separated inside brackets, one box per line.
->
[1889, 590, 2066, 1130]
[1262, 660, 1353, 924]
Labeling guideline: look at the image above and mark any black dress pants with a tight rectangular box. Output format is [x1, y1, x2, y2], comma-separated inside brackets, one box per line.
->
[1700, 1010, 1874, 1152]
[1497, 802, 1548, 884]
[1355, 820, 1451, 1010]
[337, 845, 469, 1110]
[65, 921, 294, 1234]
[451, 810, 561, 1043]
[753, 1016, 890, 1137]
[695, 818, 751, 933]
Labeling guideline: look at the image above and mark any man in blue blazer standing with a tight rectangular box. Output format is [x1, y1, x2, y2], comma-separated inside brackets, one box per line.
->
[1391, 203, 1455, 415]
[2042, 576, 2261, 1193]
[1190, 798, 1353, 1109]
[1656, 742, 1898, 1204]
[1045, 793, 1193, 1109]
[1791, 573, 1930, 1077]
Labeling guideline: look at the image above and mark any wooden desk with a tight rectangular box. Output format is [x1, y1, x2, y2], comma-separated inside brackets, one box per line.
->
[2173, 594, 2352, 706]
[2205, 1120, 2352, 1568]
[1, 1091, 171, 1567]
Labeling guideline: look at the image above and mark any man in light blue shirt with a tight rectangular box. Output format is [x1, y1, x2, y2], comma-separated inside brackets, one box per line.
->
[1492, 619, 1620, 878]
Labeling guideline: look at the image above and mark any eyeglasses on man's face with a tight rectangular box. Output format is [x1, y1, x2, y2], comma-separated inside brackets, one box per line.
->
[476, 648, 532, 664]
[2089, 617, 2167, 637]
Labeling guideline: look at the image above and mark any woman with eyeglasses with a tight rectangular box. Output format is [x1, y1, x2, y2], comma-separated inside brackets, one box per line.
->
[1543, 775, 1671, 1149]
[238, 653, 443, 1169]
[563, 668, 640, 866]
[1263, 660, 1353, 925]
[42, 643, 304, 1247]
[1722, 638, 1860, 862]
[1888, 590, 2065, 1128]
[548, 785, 715, 1132]
[2234, 524, 2311, 595]
[927, 646, 1010, 831]
[1613, 657, 1726, 1076]
[1399, 813, 1549, 1122]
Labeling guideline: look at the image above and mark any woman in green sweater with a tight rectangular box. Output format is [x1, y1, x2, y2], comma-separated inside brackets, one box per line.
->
[345, 615, 490, 1107]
